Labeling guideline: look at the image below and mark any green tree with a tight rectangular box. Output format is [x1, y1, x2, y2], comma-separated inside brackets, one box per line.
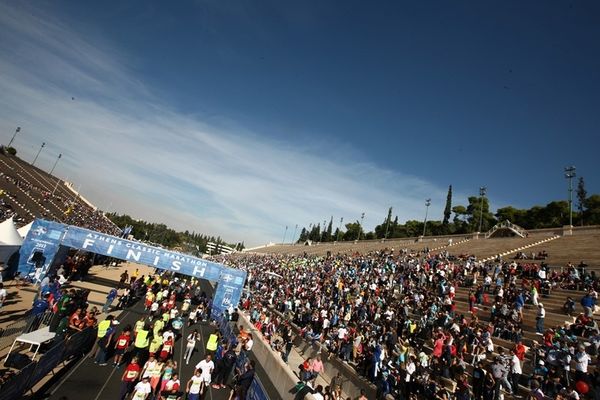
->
[443, 185, 452, 225]
[583, 195, 600, 225]
[343, 221, 362, 241]
[298, 227, 308, 242]
[324, 217, 333, 242]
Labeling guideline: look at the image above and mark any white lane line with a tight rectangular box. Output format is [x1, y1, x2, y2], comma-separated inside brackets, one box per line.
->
[50, 308, 132, 396]
[48, 356, 88, 395]
[93, 367, 117, 400]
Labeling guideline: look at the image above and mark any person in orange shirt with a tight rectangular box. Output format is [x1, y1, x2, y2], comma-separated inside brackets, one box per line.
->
[83, 310, 98, 328]
[68, 308, 85, 331]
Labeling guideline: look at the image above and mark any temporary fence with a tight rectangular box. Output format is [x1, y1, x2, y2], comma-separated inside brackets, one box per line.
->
[215, 314, 270, 400]
[0, 310, 55, 351]
[0, 327, 96, 400]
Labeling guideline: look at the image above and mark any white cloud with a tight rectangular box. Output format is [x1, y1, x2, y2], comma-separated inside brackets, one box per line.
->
[0, 3, 459, 246]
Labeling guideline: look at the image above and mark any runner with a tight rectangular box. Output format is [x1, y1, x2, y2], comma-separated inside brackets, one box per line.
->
[131, 376, 152, 400]
[186, 369, 205, 400]
[194, 353, 215, 394]
[119, 357, 141, 400]
[113, 325, 132, 367]
[160, 372, 182, 400]
[184, 330, 199, 365]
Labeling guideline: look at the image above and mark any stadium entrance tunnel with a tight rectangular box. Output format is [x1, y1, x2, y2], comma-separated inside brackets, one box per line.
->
[17, 219, 246, 316]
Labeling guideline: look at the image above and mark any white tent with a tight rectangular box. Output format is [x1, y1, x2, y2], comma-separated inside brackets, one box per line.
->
[17, 220, 34, 239]
[0, 217, 24, 245]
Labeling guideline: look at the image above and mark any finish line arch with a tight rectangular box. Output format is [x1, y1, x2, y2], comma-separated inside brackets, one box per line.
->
[17, 219, 246, 316]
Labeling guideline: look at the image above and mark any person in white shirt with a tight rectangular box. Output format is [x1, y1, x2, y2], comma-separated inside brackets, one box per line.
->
[574, 345, 591, 382]
[132, 376, 152, 400]
[405, 356, 416, 384]
[185, 330, 199, 365]
[244, 334, 254, 352]
[163, 329, 175, 343]
[536, 304, 545, 334]
[510, 350, 522, 395]
[141, 356, 157, 379]
[186, 370, 205, 400]
[0, 283, 6, 310]
[195, 354, 214, 384]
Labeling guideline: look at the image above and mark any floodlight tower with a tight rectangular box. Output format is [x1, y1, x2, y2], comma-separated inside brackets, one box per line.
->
[32, 142, 45, 166]
[49, 153, 62, 175]
[565, 166, 576, 227]
[422, 199, 431, 237]
[7, 126, 20, 149]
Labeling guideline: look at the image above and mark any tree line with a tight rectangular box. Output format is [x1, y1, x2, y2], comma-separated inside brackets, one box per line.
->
[297, 179, 600, 243]
[106, 213, 245, 255]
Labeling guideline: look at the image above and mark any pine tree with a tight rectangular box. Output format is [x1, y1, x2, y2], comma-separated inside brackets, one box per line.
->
[384, 207, 393, 238]
[577, 177, 587, 226]
[443, 185, 452, 225]
[326, 217, 333, 241]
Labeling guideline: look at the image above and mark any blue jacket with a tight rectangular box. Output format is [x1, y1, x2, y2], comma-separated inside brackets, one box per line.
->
[581, 295, 595, 308]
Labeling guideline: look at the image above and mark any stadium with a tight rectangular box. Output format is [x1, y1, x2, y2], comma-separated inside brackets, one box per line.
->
[0, 2, 599, 400]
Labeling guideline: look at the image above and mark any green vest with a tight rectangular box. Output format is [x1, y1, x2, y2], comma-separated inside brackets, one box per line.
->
[206, 333, 219, 351]
[135, 329, 150, 348]
[97, 320, 111, 338]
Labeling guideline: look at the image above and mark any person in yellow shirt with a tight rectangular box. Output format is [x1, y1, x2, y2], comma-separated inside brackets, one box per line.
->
[153, 318, 164, 336]
[149, 333, 163, 358]
[206, 329, 219, 353]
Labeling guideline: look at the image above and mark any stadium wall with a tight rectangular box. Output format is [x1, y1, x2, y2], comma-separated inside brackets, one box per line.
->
[237, 312, 317, 400]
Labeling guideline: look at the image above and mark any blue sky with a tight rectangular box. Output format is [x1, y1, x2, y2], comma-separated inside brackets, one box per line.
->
[0, 1, 598, 246]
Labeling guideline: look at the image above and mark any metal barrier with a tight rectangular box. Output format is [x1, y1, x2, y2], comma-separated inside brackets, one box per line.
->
[0, 311, 55, 351]
[0, 326, 96, 398]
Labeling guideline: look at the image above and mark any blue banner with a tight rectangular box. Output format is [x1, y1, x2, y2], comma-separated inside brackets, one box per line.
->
[18, 219, 247, 311]
[17, 219, 66, 281]
[247, 376, 269, 400]
[212, 267, 246, 317]
[60, 225, 245, 283]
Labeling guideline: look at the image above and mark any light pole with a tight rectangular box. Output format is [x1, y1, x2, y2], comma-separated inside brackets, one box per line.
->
[291, 224, 298, 244]
[49, 153, 62, 175]
[478, 187, 487, 233]
[358, 212, 365, 240]
[565, 166, 576, 227]
[422, 199, 431, 237]
[282, 225, 288, 244]
[32, 142, 45, 166]
[7, 127, 21, 149]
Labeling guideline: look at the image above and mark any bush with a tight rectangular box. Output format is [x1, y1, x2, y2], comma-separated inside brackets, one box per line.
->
[6, 147, 16, 156]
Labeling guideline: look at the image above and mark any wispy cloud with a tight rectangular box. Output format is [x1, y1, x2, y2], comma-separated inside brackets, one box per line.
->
[0, 3, 458, 245]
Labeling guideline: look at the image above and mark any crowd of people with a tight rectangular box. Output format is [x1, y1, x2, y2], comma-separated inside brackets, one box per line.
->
[28, 266, 258, 400]
[215, 248, 600, 400]
[0, 165, 120, 235]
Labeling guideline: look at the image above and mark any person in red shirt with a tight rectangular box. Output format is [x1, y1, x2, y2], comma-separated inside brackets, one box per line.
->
[161, 372, 182, 399]
[114, 327, 132, 367]
[513, 340, 526, 362]
[119, 357, 141, 400]
[160, 336, 174, 361]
